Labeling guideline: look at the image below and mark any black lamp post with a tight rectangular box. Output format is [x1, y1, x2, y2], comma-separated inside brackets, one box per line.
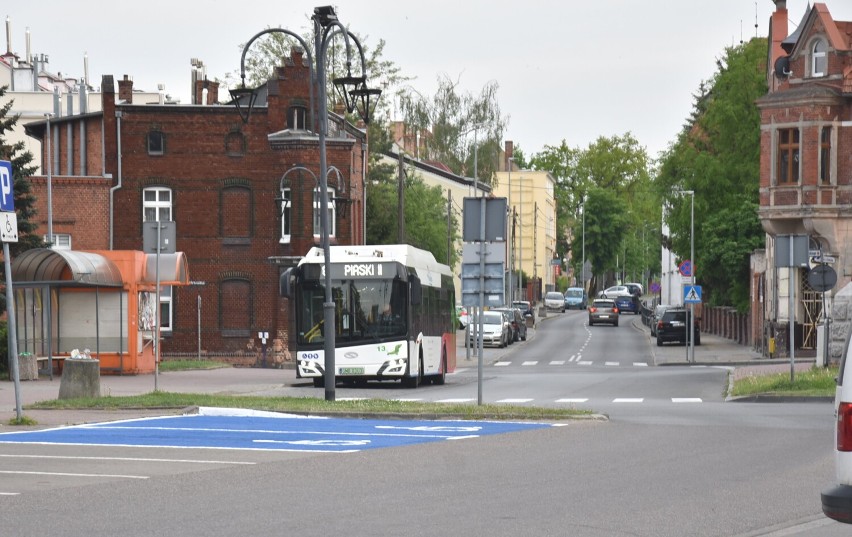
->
[231, 6, 380, 401]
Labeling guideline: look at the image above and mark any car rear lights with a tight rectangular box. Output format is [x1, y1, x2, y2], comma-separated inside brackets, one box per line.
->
[838, 402, 852, 451]
[613, 307, 619, 314]
[589, 307, 597, 313]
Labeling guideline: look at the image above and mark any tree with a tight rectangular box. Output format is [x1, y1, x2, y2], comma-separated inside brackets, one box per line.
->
[570, 187, 629, 294]
[0, 85, 47, 373]
[398, 74, 507, 187]
[655, 38, 767, 310]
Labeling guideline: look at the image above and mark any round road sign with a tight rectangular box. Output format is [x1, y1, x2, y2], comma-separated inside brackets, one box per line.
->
[807, 264, 837, 293]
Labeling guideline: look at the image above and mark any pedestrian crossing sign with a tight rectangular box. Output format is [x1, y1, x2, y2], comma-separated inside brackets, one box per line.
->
[683, 284, 702, 304]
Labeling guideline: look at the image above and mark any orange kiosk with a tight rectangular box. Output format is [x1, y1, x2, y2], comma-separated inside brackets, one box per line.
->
[11, 249, 189, 375]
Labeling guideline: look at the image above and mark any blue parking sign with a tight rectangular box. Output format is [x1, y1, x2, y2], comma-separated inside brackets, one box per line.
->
[0, 161, 13, 212]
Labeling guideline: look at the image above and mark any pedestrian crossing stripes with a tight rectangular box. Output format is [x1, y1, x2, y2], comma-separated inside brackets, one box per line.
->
[421, 397, 704, 404]
[478, 360, 651, 368]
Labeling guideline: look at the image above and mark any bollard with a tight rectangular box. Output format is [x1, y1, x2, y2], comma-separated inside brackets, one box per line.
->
[58, 358, 101, 399]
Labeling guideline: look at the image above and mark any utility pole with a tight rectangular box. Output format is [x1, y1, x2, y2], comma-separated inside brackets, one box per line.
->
[398, 151, 405, 243]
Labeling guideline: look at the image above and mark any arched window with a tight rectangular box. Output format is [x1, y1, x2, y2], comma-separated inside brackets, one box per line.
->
[288, 106, 307, 130]
[811, 39, 827, 77]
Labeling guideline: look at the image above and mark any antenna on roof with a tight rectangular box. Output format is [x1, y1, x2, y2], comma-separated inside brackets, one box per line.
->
[740, 19, 743, 44]
[755, 1, 758, 38]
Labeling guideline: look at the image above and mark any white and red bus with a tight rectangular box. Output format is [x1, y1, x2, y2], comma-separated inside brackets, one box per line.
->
[282, 244, 456, 387]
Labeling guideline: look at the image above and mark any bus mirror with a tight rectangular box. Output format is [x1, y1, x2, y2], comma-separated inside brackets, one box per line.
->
[279, 268, 293, 298]
[410, 275, 422, 306]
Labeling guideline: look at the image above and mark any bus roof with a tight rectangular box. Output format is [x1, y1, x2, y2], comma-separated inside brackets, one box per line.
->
[299, 245, 453, 285]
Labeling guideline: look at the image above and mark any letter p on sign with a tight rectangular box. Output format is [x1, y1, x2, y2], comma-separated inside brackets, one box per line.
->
[0, 161, 13, 213]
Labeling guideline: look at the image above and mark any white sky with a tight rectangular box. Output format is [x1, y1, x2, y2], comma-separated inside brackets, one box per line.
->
[6, 1, 852, 160]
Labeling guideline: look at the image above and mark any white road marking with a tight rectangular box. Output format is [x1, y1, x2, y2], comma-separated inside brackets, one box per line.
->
[633, 362, 648, 367]
[435, 398, 475, 403]
[672, 398, 703, 403]
[0, 454, 255, 465]
[522, 361, 538, 366]
[497, 398, 533, 404]
[494, 361, 511, 367]
[556, 398, 589, 403]
[0, 470, 148, 479]
[605, 362, 619, 367]
[577, 361, 594, 366]
[550, 360, 566, 365]
[612, 398, 644, 403]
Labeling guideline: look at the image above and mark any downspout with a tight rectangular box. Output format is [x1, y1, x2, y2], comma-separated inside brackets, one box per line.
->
[109, 111, 122, 250]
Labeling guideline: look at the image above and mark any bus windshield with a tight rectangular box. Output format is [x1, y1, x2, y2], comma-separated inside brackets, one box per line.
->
[296, 277, 408, 346]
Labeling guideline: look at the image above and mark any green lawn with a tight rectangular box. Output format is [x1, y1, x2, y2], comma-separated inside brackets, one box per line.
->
[731, 365, 837, 397]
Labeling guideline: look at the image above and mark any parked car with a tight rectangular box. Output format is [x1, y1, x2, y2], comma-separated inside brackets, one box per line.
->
[492, 307, 527, 342]
[655, 307, 701, 346]
[544, 291, 566, 312]
[588, 298, 619, 326]
[822, 328, 852, 523]
[455, 305, 470, 329]
[613, 294, 640, 315]
[467, 311, 510, 348]
[650, 304, 670, 336]
[564, 287, 588, 310]
[512, 300, 535, 322]
[599, 285, 632, 298]
[624, 282, 644, 297]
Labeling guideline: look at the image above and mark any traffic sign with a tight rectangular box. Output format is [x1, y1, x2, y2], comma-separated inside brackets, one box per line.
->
[1, 211, 18, 243]
[808, 264, 837, 293]
[683, 284, 702, 304]
[0, 160, 13, 213]
[678, 260, 693, 277]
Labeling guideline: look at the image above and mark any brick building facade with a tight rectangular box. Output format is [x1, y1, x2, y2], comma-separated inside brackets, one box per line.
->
[24, 49, 367, 363]
[755, 1, 852, 356]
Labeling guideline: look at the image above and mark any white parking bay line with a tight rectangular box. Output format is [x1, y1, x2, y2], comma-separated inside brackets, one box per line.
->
[0, 492, 20, 496]
[494, 361, 511, 367]
[522, 361, 538, 366]
[550, 360, 566, 365]
[556, 398, 589, 403]
[577, 361, 593, 366]
[633, 362, 648, 367]
[672, 398, 703, 403]
[435, 398, 475, 403]
[0, 470, 149, 479]
[497, 398, 533, 404]
[605, 362, 619, 367]
[612, 398, 644, 403]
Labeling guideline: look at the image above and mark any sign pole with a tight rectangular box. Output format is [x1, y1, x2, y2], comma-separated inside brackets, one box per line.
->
[1, 160, 22, 420]
[4, 242, 22, 420]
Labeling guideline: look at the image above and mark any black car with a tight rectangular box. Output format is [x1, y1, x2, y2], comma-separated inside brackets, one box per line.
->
[655, 308, 700, 346]
[492, 307, 528, 342]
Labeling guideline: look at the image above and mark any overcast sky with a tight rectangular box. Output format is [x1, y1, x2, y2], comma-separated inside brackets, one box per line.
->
[6, 1, 852, 161]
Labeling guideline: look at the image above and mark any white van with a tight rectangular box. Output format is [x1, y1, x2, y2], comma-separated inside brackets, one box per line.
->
[822, 331, 852, 523]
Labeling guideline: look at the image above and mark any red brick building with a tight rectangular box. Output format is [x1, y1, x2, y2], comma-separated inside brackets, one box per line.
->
[756, 1, 852, 354]
[24, 49, 368, 363]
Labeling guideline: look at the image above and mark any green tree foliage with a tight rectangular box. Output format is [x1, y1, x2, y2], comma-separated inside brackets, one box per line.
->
[365, 158, 458, 268]
[656, 38, 767, 310]
[571, 187, 630, 292]
[0, 85, 46, 373]
[526, 134, 655, 292]
[398, 74, 507, 187]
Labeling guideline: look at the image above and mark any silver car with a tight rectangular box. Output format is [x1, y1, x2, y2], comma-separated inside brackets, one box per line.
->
[467, 311, 510, 348]
[544, 291, 565, 312]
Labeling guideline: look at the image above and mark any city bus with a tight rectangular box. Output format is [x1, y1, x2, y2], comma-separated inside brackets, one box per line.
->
[281, 244, 456, 387]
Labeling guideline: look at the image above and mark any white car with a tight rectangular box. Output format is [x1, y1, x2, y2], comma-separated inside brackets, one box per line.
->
[822, 330, 852, 523]
[599, 285, 632, 298]
[544, 291, 565, 312]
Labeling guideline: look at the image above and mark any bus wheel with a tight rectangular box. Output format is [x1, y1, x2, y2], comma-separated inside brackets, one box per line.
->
[433, 350, 447, 386]
[404, 355, 423, 388]
[312, 377, 325, 388]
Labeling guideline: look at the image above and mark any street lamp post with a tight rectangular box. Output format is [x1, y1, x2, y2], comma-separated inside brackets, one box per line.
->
[507, 157, 513, 304]
[676, 189, 696, 363]
[231, 6, 380, 401]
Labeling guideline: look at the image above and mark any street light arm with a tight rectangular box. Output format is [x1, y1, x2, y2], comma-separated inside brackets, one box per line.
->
[238, 28, 313, 87]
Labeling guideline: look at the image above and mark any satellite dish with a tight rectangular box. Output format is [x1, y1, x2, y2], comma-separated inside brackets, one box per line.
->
[774, 56, 792, 78]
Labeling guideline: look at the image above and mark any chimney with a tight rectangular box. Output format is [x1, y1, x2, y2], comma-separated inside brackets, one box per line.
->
[206, 80, 219, 105]
[117, 74, 133, 104]
[769, 1, 789, 75]
[505, 141, 514, 170]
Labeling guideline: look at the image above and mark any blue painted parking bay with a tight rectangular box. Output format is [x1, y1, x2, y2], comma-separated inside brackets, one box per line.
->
[0, 412, 555, 453]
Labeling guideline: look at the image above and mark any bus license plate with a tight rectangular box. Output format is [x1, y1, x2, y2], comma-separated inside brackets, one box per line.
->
[339, 367, 364, 375]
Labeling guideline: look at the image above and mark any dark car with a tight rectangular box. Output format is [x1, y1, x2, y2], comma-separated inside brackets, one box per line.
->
[492, 307, 528, 342]
[512, 300, 535, 323]
[613, 294, 639, 315]
[655, 308, 701, 346]
[588, 299, 619, 326]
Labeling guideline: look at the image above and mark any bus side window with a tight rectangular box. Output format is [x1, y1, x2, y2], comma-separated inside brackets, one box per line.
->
[411, 275, 422, 306]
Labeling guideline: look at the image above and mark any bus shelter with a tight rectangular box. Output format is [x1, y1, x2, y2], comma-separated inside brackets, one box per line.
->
[11, 249, 189, 375]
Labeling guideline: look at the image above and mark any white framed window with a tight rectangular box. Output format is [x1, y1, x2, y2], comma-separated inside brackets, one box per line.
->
[44, 233, 71, 250]
[280, 187, 292, 243]
[142, 186, 173, 332]
[143, 187, 172, 222]
[313, 187, 336, 238]
[811, 39, 827, 77]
